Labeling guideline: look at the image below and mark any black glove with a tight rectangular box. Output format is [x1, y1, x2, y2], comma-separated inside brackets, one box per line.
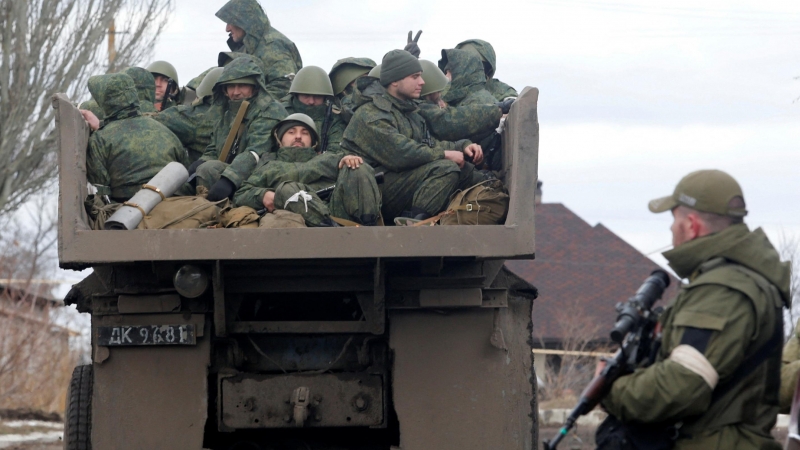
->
[404, 30, 423, 58]
[496, 97, 516, 114]
[188, 159, 204, 176]
[207, 177, 236, 201]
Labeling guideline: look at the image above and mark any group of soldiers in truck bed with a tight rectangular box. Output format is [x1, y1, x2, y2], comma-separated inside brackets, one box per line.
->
[78, 0, 517, 227]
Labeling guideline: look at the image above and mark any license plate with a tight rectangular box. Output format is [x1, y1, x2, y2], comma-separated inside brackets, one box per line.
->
[97, 324, 196, 346]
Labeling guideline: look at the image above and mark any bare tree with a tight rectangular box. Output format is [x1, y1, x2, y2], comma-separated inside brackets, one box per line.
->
[0, 0, 174, 214]
[0, 198, 86, 414]
[780, 231, 800, 341]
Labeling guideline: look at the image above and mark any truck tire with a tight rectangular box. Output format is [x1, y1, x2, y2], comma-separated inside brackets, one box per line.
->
[64, 364, 93, 450]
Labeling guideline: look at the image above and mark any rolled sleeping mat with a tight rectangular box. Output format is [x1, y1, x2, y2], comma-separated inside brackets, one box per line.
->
[104, 162, 190, 230]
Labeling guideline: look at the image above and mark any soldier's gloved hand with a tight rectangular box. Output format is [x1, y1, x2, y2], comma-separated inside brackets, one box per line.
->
[496, 97, 516, 114]
[207, 177, 236, 201]
[187, 160, 204, 176]
[404, 30, 423, 58]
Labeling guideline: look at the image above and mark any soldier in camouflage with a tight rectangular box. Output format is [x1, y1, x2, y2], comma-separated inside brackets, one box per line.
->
[600, 170, 790, 450]
[216, 0, 303, 101]
[147, 60, 182, 111]
[329, 57, 377, 122]
[85, 72, 188, 202]
[341, 49, 485, 224]
[438, 48, 497, 107]
[192, 56, 287, 202]
[234, 113, 381, 227]
[456, 39, 518, 101]
[280, 66, 347, 154]
[79, 66, 158, 123]
[416, 59, 504, 143]
[153, 67, 224, 163]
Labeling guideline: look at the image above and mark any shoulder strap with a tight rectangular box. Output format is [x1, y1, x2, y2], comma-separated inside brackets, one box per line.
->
[708, 262, 783, 405]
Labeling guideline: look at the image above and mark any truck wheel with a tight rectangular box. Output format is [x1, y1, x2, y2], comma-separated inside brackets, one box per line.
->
[64, 364, 93, 450]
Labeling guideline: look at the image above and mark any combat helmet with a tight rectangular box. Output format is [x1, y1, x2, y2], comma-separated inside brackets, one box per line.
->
[274, 113, 320, 147]
[419, 60, 448, 96]
[146, 60, 179, 85]
[329, 57, 377, 95]
[194, 67, 225, 102]
[289, 66, 334, 97]
[368, 64, 381, 78]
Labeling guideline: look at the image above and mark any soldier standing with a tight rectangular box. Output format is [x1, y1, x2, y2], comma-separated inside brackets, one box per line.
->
[455, 39, 518, 101]
[216, 0, 303, 101]
[598, 170, 790, 450]
[192, 56, 287, 201]
[341, 49, 483, 224]
[85, 73, 188, 202]
[234, 113, 381, 227]
[280, 66, 347, 154]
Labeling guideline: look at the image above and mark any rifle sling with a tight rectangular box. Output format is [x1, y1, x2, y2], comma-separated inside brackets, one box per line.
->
[219, 100, 250, 163]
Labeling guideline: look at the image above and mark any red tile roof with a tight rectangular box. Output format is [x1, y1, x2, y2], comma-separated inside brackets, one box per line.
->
[505, 203, 680, 345]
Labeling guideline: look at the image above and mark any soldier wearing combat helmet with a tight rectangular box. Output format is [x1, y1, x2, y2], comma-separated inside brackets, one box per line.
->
[598, 170, 790, 450]
[455, 39, 518, 101]
[146, 60, 181, 111]
[280, 66, 347, 154]
[191, 55, 287, 201]
[234, 113, 381, 227]
[329, 57, 377, 122]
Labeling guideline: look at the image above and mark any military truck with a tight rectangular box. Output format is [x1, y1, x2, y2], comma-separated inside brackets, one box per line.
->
[55, 87, 540, 450]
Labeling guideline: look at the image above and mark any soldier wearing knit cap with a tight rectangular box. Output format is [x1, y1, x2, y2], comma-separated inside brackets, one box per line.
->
[341, 50, 485, 224]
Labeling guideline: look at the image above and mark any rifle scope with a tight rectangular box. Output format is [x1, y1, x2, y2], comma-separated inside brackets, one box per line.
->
[609, 269, 670, 343]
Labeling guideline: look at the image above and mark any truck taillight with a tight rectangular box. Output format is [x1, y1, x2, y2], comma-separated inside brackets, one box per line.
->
[173, 265, 209, 298]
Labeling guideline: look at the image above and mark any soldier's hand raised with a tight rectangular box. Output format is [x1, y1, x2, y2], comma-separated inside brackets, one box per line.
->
[404, 30, 423, 58]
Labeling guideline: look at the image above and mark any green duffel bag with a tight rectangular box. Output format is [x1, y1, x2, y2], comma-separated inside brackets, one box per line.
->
[439, 179, 509, 226]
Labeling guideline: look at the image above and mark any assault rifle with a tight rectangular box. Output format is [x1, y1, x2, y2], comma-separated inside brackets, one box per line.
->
[256, 172, 384, 215]
[543, 270, 671, 450]
[160, 79, 179, 112]
[319, 100, 333, 153]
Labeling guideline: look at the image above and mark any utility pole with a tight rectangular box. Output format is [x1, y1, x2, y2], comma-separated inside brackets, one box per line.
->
[108, 19, 117, 69]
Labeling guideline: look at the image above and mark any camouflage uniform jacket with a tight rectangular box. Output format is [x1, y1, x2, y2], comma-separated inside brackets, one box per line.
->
[281, 95, 347, 154]
[416, 101, 501, 142]
[80, 67, 157, 122]
[456, 39, 518, 101]
[86, 73, 188, 201]
[216, 0, 303, 101]
[201, 56, 287, 187]
[604, 224, 790, 450]
[122, 67, 158, 113]
[153, 98, 221, 163]
[340, 78, 469, 173]
[234, 146, 339, 209]
[439, 49, 497, 107]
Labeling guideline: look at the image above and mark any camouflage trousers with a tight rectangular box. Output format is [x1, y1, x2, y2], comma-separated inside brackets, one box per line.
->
[274, 164, 381, 227]
[195, 155, 259, 189]
[379, 160, 488, 222]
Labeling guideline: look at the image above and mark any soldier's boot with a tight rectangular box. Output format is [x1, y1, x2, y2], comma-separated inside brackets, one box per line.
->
[195, 160, 228, 190]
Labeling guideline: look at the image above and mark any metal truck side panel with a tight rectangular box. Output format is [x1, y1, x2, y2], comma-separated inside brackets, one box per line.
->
[388, 296, 535, 450]
[91, 314, 209, 450]
[53, 89, 538, 267]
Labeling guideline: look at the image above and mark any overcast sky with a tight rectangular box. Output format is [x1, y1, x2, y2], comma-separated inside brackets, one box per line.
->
[47, 0, 800, 295]
[148, 0, 800, 266]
